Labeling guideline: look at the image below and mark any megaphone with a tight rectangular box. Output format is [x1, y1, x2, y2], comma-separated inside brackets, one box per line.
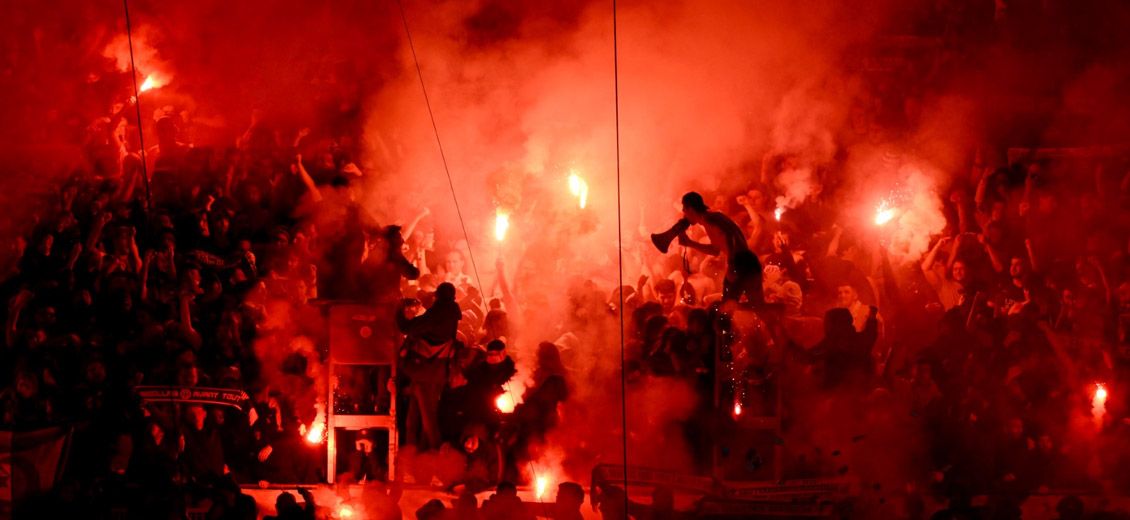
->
[650, 219, 691, 254]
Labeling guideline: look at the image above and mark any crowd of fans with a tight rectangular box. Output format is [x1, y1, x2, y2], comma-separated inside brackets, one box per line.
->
[3, 3, 1130, 520]
[0, 96, 590, 517]
[5, 102, 1130, 519]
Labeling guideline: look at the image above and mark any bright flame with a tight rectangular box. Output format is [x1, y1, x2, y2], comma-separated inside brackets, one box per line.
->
[567, 172, 589, 209]
[494, 211, 510, 242]
[305, 403, 326, 444]
[535, 475, 550, 500]
[337, 504, 354, 519]
[774, 207, 784, 221]
[138, 73, 168, 93]
[874, 200, 896, 226]
[733, 401, 743, 417]
[1093, 383, 1108, 430]
[496, 393, 516, 414]
[305, 422, 325, 444]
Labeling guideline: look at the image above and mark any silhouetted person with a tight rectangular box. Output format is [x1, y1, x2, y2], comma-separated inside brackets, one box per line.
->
[675, 192, 763, 305]
[554, 482, 585, 520]
[812, 306, 879, 388]
[264, 488, 314, 520]
[415, 498, 447, 520]
[481, 481, 533, 520]
[398, 282, 461, 449]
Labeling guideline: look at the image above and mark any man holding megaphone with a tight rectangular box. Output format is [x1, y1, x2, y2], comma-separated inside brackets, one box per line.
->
[651, 192, 764, 306]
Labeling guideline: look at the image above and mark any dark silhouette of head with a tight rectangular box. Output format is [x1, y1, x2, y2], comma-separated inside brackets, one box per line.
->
[681, 191, 708, 212]
[823, 308, 855, 339]
[274, 491, 298, 515]
[556, 481, 585, 510]
[435, 282, 457, 302]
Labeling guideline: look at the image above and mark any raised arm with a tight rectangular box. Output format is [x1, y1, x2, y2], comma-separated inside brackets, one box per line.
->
[826, 225, 843, 259]
[738, 195, 764, 249]
[6, 289, 32, 348]
[974, 167, 991, 209]
[293, 127, 310, 149]
[1024, 238, 1040, 273]
[86, 211, 113, 254]
[140, 250, 153, 303]
[293, 154, 324, 203]
[946, 234, 964, 272]
[401, 207, 431, 243]
[950, 189, 974, 234]
[921, 236, 950, 275]
[981, 235, 1005, 273]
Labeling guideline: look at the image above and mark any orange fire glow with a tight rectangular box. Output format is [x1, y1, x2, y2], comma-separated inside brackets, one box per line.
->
[535, 475, 550, 500]
[732, 401, 742, 417]
[494, 211, 510, 242]
[567, 172, 589, 209]
[496, 393, 516, 414]
[874, 200, 895, 226]
[774, 207, 784, 221]
[1093, 383, 1108, 430]
[138, 72, 168, 93]
[305, 422, 325, 444]
[305, 404, 326, 444]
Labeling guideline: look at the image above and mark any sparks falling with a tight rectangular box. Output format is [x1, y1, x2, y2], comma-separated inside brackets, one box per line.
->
[567, 172, 589, 209]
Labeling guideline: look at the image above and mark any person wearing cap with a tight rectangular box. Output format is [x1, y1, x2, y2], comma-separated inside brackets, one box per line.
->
[465, 339, 517, 433]
[675, 191, 764, 305]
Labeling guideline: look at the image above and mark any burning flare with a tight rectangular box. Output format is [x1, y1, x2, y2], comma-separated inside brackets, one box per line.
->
[774, 207, 784, 221]
[1093, 383, 1108, 430]
[874, 200, 896, 226]
[494, 211, 510, 242]
[732, 401, 743, 417]
[567, 172, 589, 209]
[336, 504, 354, 519]
[305, 403, 326, 444]
[138, 72, 168, 93]
[496, 393, 516, 414]
[535, 475, 551, 501]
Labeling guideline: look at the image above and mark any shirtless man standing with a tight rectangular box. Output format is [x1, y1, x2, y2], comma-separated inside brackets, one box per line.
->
[674, 192, 764, 305]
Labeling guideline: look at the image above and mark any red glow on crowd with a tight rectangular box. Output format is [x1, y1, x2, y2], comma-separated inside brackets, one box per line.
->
[5, 1, 1130, 518]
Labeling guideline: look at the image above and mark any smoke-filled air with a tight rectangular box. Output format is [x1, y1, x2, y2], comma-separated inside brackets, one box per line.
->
[2, 0, 1130, 518]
